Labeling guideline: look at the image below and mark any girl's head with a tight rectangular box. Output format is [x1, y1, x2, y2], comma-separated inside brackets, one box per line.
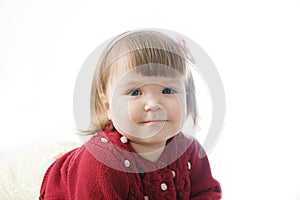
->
[89, 30, 197, 141]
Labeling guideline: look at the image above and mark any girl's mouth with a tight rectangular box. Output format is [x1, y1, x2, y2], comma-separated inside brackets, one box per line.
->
[141, 120, 167, 125]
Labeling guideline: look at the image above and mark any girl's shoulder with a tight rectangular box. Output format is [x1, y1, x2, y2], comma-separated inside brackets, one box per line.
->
[40, 139, 130, 199]
[172, 133, 207, 164]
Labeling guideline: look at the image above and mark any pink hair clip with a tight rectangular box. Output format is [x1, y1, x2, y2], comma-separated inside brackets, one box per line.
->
[176, 36, 196, 64]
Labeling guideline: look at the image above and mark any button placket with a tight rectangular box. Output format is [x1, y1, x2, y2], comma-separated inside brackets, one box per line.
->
[177, 191, 184, 199]
[139, 168, 145, 179]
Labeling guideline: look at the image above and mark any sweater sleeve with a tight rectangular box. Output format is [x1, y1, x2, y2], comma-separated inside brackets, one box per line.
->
[189, 141, 222, 200]
[39, 146, 129, 200]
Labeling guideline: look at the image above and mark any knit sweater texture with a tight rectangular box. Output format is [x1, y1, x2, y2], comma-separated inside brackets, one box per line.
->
[40, 125, 221, 199]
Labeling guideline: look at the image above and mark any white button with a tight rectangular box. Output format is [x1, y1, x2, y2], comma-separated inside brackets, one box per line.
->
[120, 136, 128, 143]
[171, 170, 176, 178]
[144, 196, 149, 200]
[101, 137, 108, 143]
[187, 162, 191, 170]
[124, 160, 130, 167]
[161, 183, 167, 191]
[157, 161, 165, 168]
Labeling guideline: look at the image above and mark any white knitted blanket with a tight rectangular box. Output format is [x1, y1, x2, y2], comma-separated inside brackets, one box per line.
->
[0, 142, 80, 200]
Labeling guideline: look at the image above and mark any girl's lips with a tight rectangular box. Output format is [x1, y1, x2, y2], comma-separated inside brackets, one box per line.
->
[141, 120, 167, 125]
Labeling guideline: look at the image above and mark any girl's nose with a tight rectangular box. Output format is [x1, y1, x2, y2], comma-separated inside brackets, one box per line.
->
[144, 95, 163, 111]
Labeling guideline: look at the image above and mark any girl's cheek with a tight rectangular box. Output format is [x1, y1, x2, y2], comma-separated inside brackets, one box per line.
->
[127, 102, 141, 123]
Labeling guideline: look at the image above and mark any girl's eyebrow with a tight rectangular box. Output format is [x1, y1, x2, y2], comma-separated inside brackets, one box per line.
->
[122, 78, 183, 87]
[118, 79, 185, 94]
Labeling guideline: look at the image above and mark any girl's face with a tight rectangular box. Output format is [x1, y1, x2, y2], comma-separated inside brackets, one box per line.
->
[105, 66, 187, 146]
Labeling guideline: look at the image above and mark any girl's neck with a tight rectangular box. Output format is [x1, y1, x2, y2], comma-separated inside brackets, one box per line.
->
[129, 141, 166, 162]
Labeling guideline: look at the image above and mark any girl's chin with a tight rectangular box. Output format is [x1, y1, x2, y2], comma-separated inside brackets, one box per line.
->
[127, 134, 174, 146]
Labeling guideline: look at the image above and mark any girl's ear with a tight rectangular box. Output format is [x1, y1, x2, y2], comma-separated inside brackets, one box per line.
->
[99, 93, 112, 119]
[99, 93, 109, 109]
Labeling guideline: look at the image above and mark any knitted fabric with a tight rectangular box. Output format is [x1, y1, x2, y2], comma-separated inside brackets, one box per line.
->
[40, 125, 221, 199]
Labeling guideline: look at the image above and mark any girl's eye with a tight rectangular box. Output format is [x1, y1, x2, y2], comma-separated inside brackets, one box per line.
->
[128, 89, 141, 96]
[162, 88, 175, 94]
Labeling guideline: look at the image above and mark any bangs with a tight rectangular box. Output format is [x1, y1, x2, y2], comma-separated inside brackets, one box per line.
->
[112, 48, 188, 78]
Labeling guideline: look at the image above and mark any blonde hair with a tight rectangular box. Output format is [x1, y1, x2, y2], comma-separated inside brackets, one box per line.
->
[88, 30, 197, 134]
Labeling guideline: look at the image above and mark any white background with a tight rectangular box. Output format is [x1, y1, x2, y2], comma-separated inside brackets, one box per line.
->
[1, 0, 300, 199]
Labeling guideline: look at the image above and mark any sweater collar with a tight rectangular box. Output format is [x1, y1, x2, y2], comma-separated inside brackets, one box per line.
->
[86, 124, 193, 172]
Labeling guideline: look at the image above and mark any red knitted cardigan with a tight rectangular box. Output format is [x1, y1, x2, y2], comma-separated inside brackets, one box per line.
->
[40, 125, 221, 199]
